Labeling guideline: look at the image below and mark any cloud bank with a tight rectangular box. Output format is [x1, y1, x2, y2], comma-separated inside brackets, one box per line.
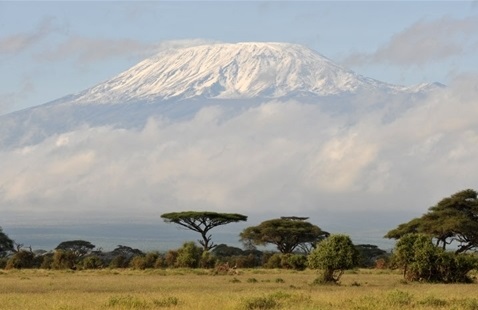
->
[2, 74, 478, 237]
[344, 16, 478, 66]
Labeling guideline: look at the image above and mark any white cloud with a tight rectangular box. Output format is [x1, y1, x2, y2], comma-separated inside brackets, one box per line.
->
[37, 38, 218, 65]
[0, 17, 59, 55]
[1, 75, 478, 241]
[344, 16, 478, 66]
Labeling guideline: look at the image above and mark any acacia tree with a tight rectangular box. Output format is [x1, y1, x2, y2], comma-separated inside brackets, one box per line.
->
[55, 240, 96, 257]
[307, 234, 359, 283]
[391, 233, 477, 283]
[161, 211, 248, 251]
[240, 217, 328, 254]
[385, 189, 478, 253]
[0, 226, 14, 258]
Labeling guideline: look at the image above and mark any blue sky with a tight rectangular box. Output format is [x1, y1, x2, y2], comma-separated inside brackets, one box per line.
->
[1, 1, 477, 114]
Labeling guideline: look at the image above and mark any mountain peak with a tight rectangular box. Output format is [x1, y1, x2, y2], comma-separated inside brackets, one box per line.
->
[70, 42, 392, 104]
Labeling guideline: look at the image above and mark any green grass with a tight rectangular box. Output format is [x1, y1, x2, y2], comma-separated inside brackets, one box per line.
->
[0, 268, 477, 309]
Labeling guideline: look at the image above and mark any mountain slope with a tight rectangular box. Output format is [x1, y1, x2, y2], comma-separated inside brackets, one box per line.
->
[0, 42, 441, 149]
[69, 42, 410, 104]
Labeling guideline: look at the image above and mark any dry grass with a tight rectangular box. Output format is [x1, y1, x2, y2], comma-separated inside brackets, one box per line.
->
[0, 268, 477, 309]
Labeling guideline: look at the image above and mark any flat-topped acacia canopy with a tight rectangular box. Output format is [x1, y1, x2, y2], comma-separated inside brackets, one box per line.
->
[161, 211, 248, 251]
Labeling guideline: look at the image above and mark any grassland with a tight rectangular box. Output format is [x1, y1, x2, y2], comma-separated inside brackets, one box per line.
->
[1, 268, 478, 310]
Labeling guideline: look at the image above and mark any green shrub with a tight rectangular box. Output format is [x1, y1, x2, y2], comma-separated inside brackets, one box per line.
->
[200, 251, 216, 268]
[40, 254, 53, 269]
[144, 252, 160, 268]
[264, 253, 282, 269]
[175, 242, 202, 268]
[130, 256, 148, 270]
[164, 250, 178, 268]
[308, 234, 358, 283]
[280, 253, 306, 270]
[392, 233, 478, 282]
[51, 250, 77, 270]
[109, 255, 130, 269]
[0, 257, 7, 269]
[154, 256, 166, 269]
[5, 250, 37, 269]
[79, 255, 103, 269]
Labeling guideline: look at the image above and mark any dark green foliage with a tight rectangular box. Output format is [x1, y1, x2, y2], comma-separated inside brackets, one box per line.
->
[264, 253, 282, 268]
[240, 217, 328, 254]
[129, 252, 159, 270]
[40, 254, 53, 269]
[5, 250, 37, 269]
[392, 233, 478, 283]
[280, 253, 307, 270]
[108, 245, 143, 269]
[308, 234, 359, 283]
[111, 245, 143, 257]
[129, 256, 147, 270]
[55, 240, 95, 257]
[161, 211, 247, 251]
[0, 227, 14, 258]
[212, 244, 262, 268]
[109, 255, 130, 268]
[263, 253, 306, 270]
[51, 250, 77, 269]
[175, 241, 203, 268]
[0, 257, 7, 269]
[79, 255, 103, 269]
[222, 253, 261, 268]
[355, 244, 389, 268]
[386, 189, 478, 253]
[212, 244, 245, 257]
[199, 250, 216, 268]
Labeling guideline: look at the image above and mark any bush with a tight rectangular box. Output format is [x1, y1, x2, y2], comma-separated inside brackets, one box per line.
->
[129, 256, 148, 270]
[0, 257, 8, 269]
[6, 250, 37, 269]
[264, 253, 282, 269]
[40, 254, 53, 269]
[144, 252, 160, 268]
[392, 233, 478, 283]
[79, 255, 103, 269]
[154, 256, 166, 269]
[51, 250, 77, 270]
[199, 251, 216, 268]
[280, 253, 307, 270]
[109, 255, 130, 269]
[175, 242, 202, 268]
[308, 234, 359, 283]
[129, 252, 160, 270]
[221, 253, 261, 268]
[164, 250, 178, 268]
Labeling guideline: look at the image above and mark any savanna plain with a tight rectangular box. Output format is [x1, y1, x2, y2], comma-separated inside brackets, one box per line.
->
[1, 268, 478, 310]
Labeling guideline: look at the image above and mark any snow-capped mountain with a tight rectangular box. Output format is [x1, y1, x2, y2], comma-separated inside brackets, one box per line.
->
[0, 42, 441, 149]
[69, 42, 423, 104]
